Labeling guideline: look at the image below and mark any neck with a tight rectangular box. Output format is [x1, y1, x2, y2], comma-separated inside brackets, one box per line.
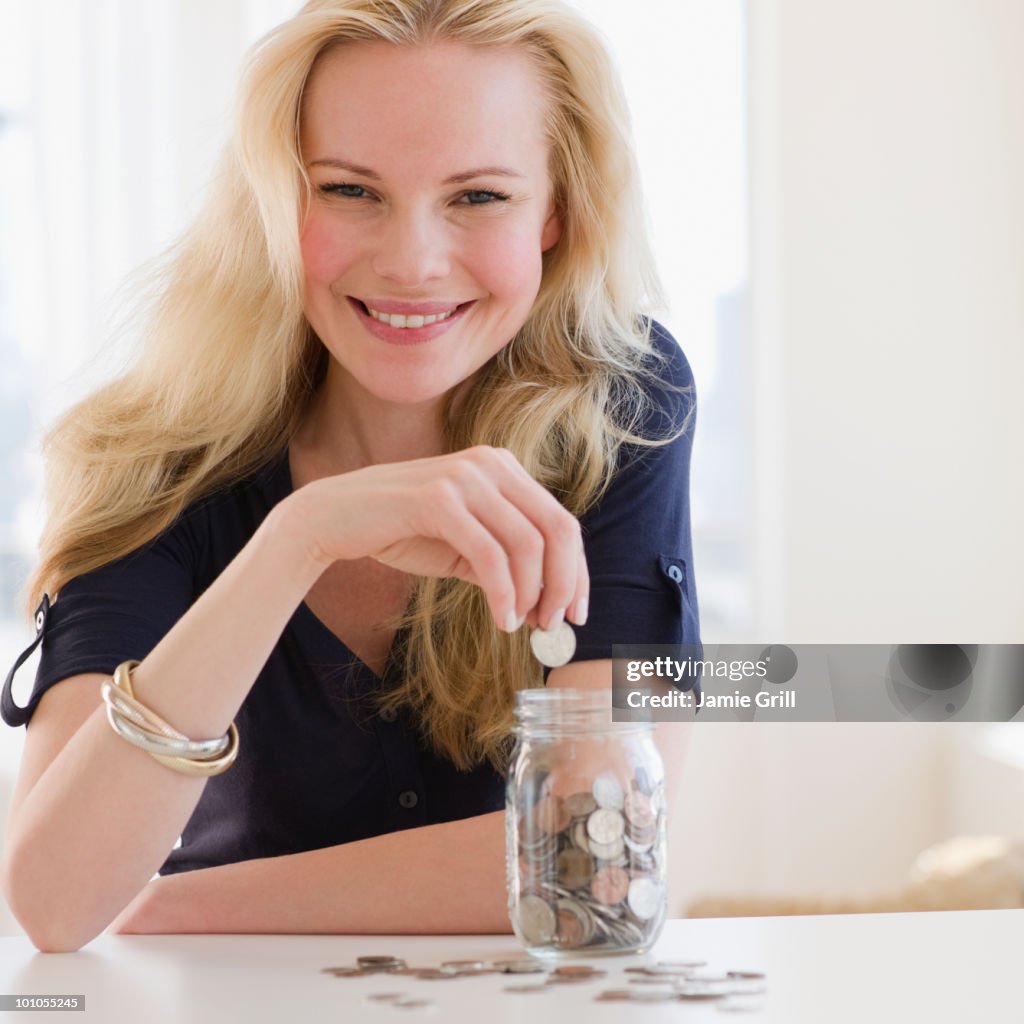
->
[295, 359, 450, 476]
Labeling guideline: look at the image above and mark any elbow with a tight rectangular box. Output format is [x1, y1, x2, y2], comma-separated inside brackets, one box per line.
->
[1, 850, 95, 953]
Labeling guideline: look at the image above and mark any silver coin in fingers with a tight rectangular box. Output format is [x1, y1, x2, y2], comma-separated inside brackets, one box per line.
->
[530, 620, 577, 667]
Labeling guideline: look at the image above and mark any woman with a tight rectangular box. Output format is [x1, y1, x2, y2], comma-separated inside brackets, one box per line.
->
[1, 0, 699, 951]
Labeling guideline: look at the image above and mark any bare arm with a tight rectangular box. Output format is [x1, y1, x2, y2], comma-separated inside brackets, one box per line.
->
[109, 660, 688, 938]
[2, 447, 587, 952]
[110, 810, 511, 936]
[2, 500, 324, 952]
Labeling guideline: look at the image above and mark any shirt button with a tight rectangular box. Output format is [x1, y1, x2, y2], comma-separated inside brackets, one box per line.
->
[667, 564, 684, 584]
[398, 790, 419, 810]
[380, 707, 398, 723]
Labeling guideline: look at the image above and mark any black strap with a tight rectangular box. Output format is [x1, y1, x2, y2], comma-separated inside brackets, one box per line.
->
[2, 594, 51, 728]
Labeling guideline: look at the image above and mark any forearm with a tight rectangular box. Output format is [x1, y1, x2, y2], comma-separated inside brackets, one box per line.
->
[4, 499, 326, 952]
[122, 811, 512, 935]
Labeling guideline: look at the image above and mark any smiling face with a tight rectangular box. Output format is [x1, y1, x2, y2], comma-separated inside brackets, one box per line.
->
[298, 40, 562, 409]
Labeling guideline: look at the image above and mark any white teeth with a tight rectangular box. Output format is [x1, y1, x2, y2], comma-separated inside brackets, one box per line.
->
[366, 305, 458, 327]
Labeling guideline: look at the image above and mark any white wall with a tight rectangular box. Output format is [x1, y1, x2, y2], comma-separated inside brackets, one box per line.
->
[675, 0, 1024, 914]
[751, 0, 1024, 642]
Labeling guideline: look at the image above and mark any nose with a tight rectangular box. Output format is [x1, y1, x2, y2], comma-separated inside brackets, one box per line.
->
[370, 208, 451, 287]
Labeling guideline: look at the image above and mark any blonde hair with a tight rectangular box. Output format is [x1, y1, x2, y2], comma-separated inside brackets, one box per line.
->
[28, 0, 689, 772]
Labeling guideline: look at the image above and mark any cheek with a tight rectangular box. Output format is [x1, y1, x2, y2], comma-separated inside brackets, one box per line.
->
[471, 226, 545, 304]
[299, 214, 353, 285]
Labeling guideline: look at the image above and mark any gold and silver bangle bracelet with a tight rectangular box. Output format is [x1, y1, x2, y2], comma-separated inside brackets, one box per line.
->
[146, 721, 239, 777]
[101, 679, 192, 741]
[100, 680, 231, 757]
[102, 660, 240, 777]
[101, 688, 230, 758]
[103, 699, 240, 777]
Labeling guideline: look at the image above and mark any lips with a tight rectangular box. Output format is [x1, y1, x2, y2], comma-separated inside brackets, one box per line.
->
[347, 297, 474, 346]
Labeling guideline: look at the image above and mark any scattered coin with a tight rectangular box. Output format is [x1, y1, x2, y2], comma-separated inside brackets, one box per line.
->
[321, 956, 768, 1010]
[358, 955, 405, 968]
[530, 621, 576, 667]
[594, 989, 634, 1002]
[626, 989, 680, 1003]
[552, 965, 606, 979]
[494, 959, 546, 974]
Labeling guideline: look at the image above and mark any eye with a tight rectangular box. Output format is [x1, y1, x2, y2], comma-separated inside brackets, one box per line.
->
[319, 182, 371, 199]
[459, 189, 511, 205]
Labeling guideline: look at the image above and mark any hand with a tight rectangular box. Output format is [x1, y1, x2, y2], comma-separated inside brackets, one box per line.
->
[292, 446, 589, 634]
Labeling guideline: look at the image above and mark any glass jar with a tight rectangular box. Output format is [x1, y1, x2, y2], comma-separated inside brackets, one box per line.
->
[506, 688, 667, 958]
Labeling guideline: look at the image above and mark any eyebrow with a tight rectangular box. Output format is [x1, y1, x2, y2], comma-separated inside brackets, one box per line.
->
[308, 159, 526, 184]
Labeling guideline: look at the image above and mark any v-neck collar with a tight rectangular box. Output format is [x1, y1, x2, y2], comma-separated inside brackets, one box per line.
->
[252, 447, 410, 688]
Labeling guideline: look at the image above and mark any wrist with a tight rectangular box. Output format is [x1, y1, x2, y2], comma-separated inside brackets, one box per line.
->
[264, 487, 335, 579]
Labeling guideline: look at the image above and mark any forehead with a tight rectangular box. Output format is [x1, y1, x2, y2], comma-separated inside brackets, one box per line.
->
[300, 40, 551, 175]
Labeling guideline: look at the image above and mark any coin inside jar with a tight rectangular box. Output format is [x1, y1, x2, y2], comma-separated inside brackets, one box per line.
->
[591, 865, 630, 905]
[530, 620, 576, 667]
[557, 847, 596, 888]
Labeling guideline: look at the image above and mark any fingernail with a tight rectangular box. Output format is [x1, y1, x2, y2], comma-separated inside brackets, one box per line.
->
[505, 611, 520, 633]
[546, 607, 565, 631]
[574, 597, 588, 626]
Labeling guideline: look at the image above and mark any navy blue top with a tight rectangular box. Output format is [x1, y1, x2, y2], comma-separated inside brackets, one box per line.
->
[2, 322, 699, 875]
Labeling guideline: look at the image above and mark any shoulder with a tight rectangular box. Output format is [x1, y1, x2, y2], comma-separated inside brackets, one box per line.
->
[619, 318, 697, 454]
[156, 449, 290, 581]
[62, 449, 288, 597]
[646, 319, 695, 389]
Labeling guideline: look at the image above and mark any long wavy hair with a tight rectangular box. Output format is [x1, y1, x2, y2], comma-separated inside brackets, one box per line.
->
[28, 0, 689, 772]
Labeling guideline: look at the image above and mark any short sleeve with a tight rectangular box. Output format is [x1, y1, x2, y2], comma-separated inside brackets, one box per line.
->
[1, 510, 205, 728]
[551, 321, 700, 674]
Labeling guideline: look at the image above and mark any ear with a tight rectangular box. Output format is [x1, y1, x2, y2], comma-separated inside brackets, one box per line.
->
[540, 203, 562, 252]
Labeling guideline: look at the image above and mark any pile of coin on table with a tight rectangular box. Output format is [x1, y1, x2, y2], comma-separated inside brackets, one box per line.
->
[510, 766, 666, 953]
[321, 955, 767, 1010]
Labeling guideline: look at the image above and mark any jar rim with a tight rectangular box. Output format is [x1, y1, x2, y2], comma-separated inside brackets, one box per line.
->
[512, 686, 651, 731]
[515, 687, 613, 705]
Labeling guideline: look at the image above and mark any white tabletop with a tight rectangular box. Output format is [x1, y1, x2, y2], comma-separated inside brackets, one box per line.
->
[0, 910, 1017, 1023]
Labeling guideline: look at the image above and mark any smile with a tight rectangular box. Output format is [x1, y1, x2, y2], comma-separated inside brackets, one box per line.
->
[366, 306, 458, 328]
[348, 297, 474, 346]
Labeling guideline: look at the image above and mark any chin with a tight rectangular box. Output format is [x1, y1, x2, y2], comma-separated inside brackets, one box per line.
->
[363, 375, 458, 407]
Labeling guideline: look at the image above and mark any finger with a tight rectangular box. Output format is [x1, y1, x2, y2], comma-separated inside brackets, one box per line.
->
[464, 485, 546, 626]
[481, 461, 584, 628]
[534, 508, 583, 631]
[444, 448, 583, 628]
[432, 502, 518, 632]
[570, 527, 589, 625]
